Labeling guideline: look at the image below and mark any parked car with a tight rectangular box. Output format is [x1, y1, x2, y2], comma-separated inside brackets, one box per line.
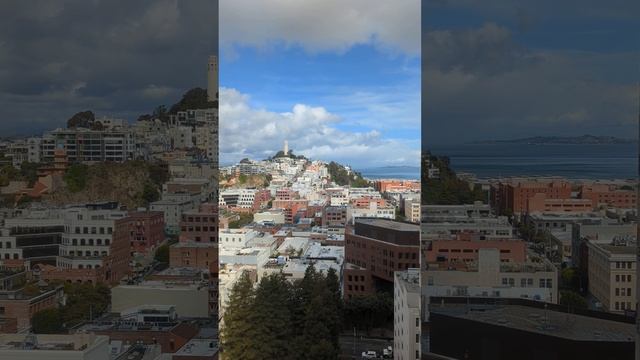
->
[361, 350, 377, 359]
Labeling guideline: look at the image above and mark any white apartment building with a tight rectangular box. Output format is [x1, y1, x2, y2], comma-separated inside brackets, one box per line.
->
[404, 199, 421, 224]
[394, 269, 421, 360]
[219, 228, 259, 249]
[219, 189, 258, 208]
[58, 207, 127, 270]
[587, 241, 636, 313]
[150, 198, 197, 233]
[40, 127, 136, 163]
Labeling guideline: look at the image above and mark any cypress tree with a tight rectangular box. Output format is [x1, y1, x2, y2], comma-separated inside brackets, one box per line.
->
[221, 271, 255, 359]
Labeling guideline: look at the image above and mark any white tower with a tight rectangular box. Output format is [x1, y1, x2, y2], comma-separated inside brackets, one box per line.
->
[284, 140, 289, 155]
[207, 55, 218, 102]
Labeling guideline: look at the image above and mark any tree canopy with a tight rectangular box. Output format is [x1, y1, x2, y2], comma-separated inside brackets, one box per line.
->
[221, 265, 343, 359]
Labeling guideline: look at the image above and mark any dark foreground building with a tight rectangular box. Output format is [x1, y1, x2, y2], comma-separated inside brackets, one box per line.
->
[428, 300, 634, 360]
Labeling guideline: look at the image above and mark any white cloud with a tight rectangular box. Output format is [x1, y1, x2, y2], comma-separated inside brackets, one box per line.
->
[220, 87, 419, 168]
[220, 0, 420, 57]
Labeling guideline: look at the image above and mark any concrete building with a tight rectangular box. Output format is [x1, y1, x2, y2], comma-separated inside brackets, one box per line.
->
[422, 249, 558, 321]
[404, 198, 421, 224]
[111, 280, 210, 318]
[219, 228, 258, 249]
[428, 300, 634, 360]
[0, 333, 109, 360]
[254, 209, 286, 225]
[587, 240, 636, 313]
[41, 127, 136, 164]
[394, 269, 421, 360]
[346, 202, 395, 225]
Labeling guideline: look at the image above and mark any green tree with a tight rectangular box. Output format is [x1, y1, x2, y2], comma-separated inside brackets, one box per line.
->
[560, 290, 587, 310]
[155, 244, 170, 263]
[141, 182, 160, 204]
[421, 152, 486, 205]
[246, 273, 293, 359]
[229, 213, 253, 229]
[64, 164, 89, 192]
[32, 308, 63, 333]
[221, 271, 256, 359]
[61, 282, 111, 327]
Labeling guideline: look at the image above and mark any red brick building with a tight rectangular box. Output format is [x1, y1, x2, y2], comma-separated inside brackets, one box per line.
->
[0, 284, 64, 332]
[322, 206, 347, 228]
[343, 219, 420, 299]
[180, 203, 218, 243]
[424, 235, 527, 264]
[580, 184, 637, 209]
[118, 211, 165, 256]
[351, 197, 387, 208]
[272, 199, 309, 224]
[491, 180, 573, 215]
[373, 180, 420, 193]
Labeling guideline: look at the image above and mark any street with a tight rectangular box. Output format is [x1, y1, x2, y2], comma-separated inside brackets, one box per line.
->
[339, 335, 393, 359]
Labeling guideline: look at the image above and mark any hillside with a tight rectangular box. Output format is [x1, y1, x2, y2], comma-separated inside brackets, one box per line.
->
[44, 161, 168, 209]
[422, 151, 486, 205]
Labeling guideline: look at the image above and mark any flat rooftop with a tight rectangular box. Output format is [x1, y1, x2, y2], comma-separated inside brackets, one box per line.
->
[174, 338, 218, 357]
[355, 218, 419, 232]
[430, 304, 635, 342]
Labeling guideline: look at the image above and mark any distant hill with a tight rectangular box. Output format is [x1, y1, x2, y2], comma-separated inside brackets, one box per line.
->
[470, 135, 637, 145]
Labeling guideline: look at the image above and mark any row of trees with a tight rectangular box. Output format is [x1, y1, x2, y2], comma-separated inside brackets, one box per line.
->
[222, 266, 395, 359]
[222, 266, 342, 359]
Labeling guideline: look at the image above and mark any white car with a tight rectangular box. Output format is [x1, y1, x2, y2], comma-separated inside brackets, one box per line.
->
[362, 350, 377, 359]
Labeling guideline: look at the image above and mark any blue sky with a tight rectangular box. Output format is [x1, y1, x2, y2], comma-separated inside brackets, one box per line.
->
[422, 0, 640, 146]
[219, 0, 421, 169]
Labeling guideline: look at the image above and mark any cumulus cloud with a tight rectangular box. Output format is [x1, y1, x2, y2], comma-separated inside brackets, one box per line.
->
[220, 87, 419, 168]
[220, 0, 420, 57]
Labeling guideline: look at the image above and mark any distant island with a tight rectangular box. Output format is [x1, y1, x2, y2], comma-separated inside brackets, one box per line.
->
[469, 135, 638, 145]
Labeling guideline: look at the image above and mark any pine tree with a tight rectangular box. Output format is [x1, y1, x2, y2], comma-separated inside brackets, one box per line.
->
[246, 272, 294, 359]
[221, 271, 255, 359]
[325, 267, 343, 350]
